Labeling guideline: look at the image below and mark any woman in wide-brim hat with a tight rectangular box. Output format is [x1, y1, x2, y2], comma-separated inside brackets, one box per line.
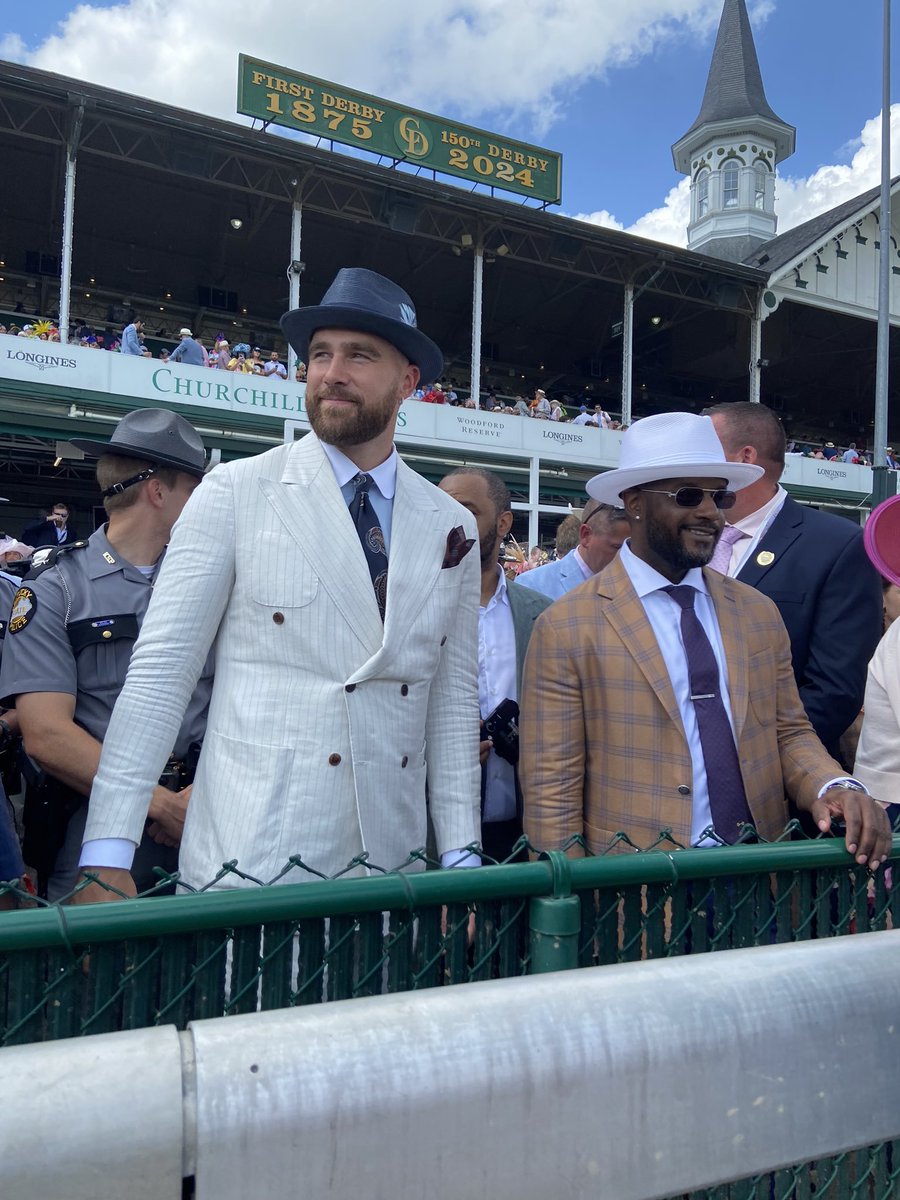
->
[851, 495, 900, 821]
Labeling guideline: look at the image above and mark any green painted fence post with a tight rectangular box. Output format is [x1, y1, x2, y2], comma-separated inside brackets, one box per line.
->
[529, 850, 580, 974]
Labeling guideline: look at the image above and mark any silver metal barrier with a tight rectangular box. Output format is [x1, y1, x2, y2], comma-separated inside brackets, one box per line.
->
[2, 930, 899, 1200]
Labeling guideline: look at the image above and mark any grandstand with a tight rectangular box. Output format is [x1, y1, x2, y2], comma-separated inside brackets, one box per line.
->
[0, 57, 897, 542]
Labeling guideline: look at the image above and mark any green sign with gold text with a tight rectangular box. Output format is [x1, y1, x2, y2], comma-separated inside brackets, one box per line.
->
[237, 55, 562, 205]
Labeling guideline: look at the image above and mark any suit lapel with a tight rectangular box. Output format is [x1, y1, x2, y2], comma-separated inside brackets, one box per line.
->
[736, 497, 802, 588]
[508, 583, 543, 699]
[598, 557, 684, 734]
[705, 569, 749, 737]
[259, 433, 384, 656]
[381, 459, 445, 643]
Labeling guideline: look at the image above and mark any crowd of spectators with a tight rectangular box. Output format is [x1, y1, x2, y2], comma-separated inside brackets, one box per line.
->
[1, 313, 895, 464]
[1, 314, 301, 381]
[407, 381, 626, 429]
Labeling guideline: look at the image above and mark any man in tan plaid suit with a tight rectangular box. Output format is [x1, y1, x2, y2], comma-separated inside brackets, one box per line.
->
[521, 413, 890, 871]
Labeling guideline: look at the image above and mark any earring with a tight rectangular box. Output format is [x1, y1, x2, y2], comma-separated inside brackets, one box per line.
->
[634, 515, 640, 521]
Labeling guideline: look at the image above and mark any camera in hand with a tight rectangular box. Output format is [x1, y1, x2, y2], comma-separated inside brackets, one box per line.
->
[482, 698, 520, 766]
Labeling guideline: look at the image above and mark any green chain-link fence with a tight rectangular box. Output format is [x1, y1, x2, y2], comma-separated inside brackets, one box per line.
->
[1, 826, 897, 1048]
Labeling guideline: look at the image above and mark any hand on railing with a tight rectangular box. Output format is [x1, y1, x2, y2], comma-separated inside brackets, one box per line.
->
[72, 867, 137, 905]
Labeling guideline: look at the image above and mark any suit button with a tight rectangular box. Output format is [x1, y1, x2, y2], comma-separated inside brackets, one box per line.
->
[400, 684, 409, 696]
[401, 755, 408, 768]
[345, 684, 356, 692]
[677, 784, 691, 795]
[440, 636, 447, 646]
[273, 612, 285, 625]
[328, 753, 342, 766]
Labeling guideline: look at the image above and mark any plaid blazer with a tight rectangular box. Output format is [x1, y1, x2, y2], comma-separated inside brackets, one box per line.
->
[520, 554, 845, 854]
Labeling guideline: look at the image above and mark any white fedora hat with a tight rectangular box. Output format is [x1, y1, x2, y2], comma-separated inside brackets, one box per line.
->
[586, 412, 763, 505]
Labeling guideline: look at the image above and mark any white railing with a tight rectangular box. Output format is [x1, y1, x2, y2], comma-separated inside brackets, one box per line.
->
[2, 930, 899, 1200]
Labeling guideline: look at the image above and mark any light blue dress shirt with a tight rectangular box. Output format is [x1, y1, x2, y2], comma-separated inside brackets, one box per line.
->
[320, 441, 396, 553]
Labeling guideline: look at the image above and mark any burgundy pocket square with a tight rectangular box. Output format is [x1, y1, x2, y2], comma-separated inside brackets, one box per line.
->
[442, 525, 475, 569]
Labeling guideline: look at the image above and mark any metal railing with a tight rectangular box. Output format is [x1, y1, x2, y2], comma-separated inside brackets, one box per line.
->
[2, 932, 899, 1200]
[1, 828, 897, 1050]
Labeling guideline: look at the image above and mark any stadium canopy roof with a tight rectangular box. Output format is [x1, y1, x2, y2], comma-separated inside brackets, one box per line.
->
[0, 58, 898, 524]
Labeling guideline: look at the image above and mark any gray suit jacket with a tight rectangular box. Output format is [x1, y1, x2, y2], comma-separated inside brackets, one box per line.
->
[507, 580, 553, 698]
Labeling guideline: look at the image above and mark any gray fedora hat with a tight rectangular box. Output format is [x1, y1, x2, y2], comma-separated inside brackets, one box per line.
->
[280, 267, 443, 384]
[70, 408, 207, 478]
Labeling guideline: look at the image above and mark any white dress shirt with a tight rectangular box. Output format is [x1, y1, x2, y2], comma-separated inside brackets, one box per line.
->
[619, 541, 734, 846]
[478, 567, 517, 824]
[722, 486, 787, 576]
[572, 547, 594, 582]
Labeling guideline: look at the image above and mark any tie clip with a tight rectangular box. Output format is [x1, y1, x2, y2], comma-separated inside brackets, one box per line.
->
[690, 693, 716, 700]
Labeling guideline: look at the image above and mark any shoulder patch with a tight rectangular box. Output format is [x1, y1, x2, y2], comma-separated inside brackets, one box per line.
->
[8, 586, 37, 634]
[25, 540, 89, 580]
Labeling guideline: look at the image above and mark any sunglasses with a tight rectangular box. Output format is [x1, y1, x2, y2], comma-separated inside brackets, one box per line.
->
[640, 486, 736, 510]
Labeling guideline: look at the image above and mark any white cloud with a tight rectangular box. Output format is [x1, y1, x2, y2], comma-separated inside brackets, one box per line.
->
[571, 209, 625, 233]
[775, 105, 900, 233]
[0, 33, 27, 60]
[16, 0, 727, 137]
[574, 179, 691, 247]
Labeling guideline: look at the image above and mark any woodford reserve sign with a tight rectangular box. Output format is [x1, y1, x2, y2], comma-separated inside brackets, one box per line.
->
[237, 55, 562, 205]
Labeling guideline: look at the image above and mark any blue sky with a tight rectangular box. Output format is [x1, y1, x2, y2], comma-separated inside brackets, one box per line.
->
[1, 1, 896, 245]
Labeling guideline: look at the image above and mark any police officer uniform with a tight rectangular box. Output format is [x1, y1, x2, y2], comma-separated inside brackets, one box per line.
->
[0, 410, 211, 900]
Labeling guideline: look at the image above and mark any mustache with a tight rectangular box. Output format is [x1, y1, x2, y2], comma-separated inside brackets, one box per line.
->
[312, 388, 359, 404]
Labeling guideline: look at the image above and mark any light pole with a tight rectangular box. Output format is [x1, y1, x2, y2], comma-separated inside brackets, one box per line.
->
[872, 0, 894, 507]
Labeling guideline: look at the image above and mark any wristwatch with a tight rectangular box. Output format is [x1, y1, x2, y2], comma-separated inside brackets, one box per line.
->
[822, 779, 868, 795]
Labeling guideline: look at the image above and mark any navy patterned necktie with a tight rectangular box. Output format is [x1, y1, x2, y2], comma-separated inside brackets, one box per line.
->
[664, 585, 753, 843]
[349, 472, 389, 621]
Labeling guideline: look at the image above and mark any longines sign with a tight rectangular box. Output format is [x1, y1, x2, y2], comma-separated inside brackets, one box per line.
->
[236, 55, 562, 205]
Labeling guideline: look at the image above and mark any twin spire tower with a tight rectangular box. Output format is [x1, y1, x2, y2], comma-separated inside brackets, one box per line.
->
[672, 0, 795, 262]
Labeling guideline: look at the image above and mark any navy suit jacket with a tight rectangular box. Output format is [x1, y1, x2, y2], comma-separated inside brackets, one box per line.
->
[20, 519, 78, 550]
[735, 494, 882, 757]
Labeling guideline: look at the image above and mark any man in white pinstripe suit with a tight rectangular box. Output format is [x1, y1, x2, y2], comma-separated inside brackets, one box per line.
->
[76, 269, 482, 899]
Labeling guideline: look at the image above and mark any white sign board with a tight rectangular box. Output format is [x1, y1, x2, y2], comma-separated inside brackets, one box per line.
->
[0, 335, 877, 496]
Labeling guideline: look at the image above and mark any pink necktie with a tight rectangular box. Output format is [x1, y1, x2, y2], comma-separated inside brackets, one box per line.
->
[708, 525, 748, 575]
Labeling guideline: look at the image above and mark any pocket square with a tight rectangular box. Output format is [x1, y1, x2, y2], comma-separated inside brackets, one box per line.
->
[442, 525, 475, 569]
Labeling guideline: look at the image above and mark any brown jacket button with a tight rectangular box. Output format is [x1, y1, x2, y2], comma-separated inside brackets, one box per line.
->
[677, 784, 691, 795]
[401, 755, 408, 768]
[400, 684, 409, 696]
[345, 684, 356, 692]
[328, 753, 342, 765]
[273, 612, 285, 625]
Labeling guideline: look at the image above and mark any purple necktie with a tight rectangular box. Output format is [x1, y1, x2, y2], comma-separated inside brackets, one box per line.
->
[349, 472, 388, 621]
[664, 585, 753, 843]
[707, 525, 748, 575]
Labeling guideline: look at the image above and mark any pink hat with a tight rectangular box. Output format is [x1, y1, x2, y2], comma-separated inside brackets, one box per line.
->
[864, 494, 900, 586]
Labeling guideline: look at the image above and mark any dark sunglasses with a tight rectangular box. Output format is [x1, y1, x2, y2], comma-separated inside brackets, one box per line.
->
[640, 486, 736, 510]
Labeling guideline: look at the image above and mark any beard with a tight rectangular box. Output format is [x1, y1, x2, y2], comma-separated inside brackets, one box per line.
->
[645, 511, 719, 573]
[479, 519, 500, 570]
[306, 381, 399, 447]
